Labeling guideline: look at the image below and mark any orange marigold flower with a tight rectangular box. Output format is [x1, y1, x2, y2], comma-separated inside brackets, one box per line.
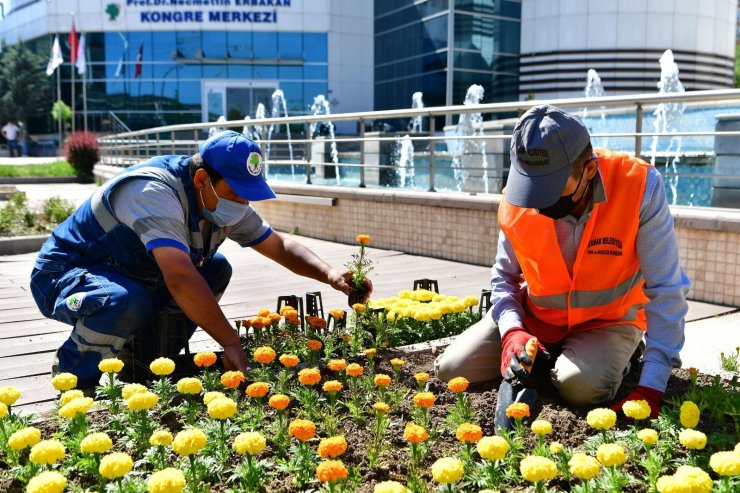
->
[279, 354, 300, 368]
[318, 436, 348, 458]
[252, 316, 271, 330]
[298, 368, 322, 386]
[193, 352, 217, 368]
[329, 309, 345, 320]
[363, 348, 377, 357]
[374, 374, 392, 387]
[268, 312, 282, 324]
[221, 371, 245, 389]
[306, 339, 323, 351]
[245, 382, 270, 399]
[505, 402, 530, 420]
[285, 314, 300, 325]
[268, 394, 290, 411]
[413, 392, 436, 408]
[289, 419, 316, 442]
[448, 377, 469, 393]
[414, 372, 430, 383]
[404, 422, 429, 444]
[455, 423, 483, 443]
[373, 402, 390, 414]
[352, 303, 366, 312]
[346, 363, 363, 377]
[307, 316, 327, 330]
[279, 306, 295, 316]
[257, 308, 270, 317]
[253, 347, 276, 365]
[341, 334, 351, 343]
[356, 234, 371, 245]
[328, 359, 347, 372]
[323, 380, 343, 393]
[316, 460, 348, 483]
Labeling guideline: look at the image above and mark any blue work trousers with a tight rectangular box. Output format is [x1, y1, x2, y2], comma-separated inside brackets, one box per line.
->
[30, 253, 232, 387]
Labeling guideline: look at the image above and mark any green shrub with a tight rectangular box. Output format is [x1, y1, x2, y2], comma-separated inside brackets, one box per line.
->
[42, 196, 75, 225]
[65, 131, 100, 177]
[0, 192, 75, 236]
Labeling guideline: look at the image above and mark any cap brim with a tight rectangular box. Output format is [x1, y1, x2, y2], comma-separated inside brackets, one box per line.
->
[223, 176, 276, 202]
[505, 162, 572, 209]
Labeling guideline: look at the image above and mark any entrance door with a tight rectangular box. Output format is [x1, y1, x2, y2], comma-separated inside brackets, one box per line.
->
[202, 81, 277, 124]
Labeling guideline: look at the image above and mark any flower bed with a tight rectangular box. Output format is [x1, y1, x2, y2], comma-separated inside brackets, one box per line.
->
[0, 302, 738, 493]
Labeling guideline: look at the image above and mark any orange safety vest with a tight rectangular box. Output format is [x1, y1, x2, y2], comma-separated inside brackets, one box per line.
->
[498, 149, 651, 343]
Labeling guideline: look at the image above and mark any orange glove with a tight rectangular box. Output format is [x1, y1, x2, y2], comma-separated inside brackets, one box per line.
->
[500, 327, 547, 382]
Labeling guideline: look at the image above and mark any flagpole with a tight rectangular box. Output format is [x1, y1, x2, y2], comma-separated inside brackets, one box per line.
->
[56, 67, 62, 152]
[70, 13, 76, 133]
[82, 63, 87, 132]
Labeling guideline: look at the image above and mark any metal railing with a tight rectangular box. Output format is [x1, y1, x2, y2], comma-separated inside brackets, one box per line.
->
[98, 89, 740, 206]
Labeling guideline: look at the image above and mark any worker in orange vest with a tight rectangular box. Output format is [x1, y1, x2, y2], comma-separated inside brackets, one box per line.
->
[436, 105, 689, 427]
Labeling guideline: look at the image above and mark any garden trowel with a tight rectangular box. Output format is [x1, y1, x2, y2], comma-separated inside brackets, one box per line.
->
[494, 337, 540, 433]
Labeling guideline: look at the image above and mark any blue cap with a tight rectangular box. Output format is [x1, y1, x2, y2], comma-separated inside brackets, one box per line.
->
[198, 131, 276, 201]
[507, 105, 590, 209]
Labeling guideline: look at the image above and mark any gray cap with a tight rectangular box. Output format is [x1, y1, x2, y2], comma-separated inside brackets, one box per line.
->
[506, 105, 590, 209]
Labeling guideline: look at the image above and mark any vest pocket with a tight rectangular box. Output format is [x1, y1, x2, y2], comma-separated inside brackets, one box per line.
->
[51, 268, 109, 326]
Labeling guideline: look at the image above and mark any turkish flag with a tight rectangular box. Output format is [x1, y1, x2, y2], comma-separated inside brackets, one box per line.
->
[68, 21, 78, 64]
[135, 43, 143, 78]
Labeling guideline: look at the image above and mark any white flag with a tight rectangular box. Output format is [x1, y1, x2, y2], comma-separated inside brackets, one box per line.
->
[75, 33, 86, 75]
[46, 35, 63, 76]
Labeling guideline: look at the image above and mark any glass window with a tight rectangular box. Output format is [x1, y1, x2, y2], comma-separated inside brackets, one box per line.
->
[176, 31, 201, 59]
[303, 33, 327, 62]
[203, 31, 227, 59]
[279, 65, 303, 80]
[151, 32, 176, 62]
[178, 64, 203, 80]
[203, 65, 228, 78]
[159, 78, 180, 110]
[278, 82, 303, 114]
[228, 31, 253, 60]
[178, 81, 201, 106]
[455, 0, 521, 18]
[152, 62, 178, 79]
[375, 0, 449, 32]
[303, 64, 327, 80]
[303, 82, 328, 111]
[253, 32, 278, 61]
[278, 32, 302, 60]
[253, 65, 278, 79]
[229, 64, 254, 79]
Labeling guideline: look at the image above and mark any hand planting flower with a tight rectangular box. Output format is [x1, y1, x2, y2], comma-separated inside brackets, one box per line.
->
[147, 468, 186, 493]
[680, 401, 700, 429]
[520, 455, 558, 493]
[346, 234, 374, 306]
[431, 457, 465, 492]
[316, 459, 349, 492]
[318, 436, 348, 459]
[25, 471, 66, 493]
[51, 372, 77, 391]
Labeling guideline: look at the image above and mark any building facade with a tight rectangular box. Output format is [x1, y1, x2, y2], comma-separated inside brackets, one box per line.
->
[519, 0, 737, 99]
[0, 0, 373, 132]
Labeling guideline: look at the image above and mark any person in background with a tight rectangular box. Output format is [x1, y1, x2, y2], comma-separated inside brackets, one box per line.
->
[1, 120, 20, 157]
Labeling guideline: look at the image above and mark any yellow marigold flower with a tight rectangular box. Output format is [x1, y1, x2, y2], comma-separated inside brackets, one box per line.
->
[172, 429, 207, 456]
[8, 426, 41, 450]
[413, 392, 436, 408]
[373, 402, 390, 414]
[390, 358, 405, 370]
[207, 397, 237, 420]
[569, 453, 601, 480]
[374, 481, 407, 493]
[505, 402, 530, 419]
[673, 465, 712, 493]
[289, 419, 316, 442]
[520, 455, 558, 483]
[298, 368, 322, 386]
[678, 428, 707, 450]
[203, 391, 226, 405]
[549, 442, 564, 455]
[709, 451, 740, 476]
[29, 439, 66, 465]
[0, 402, 6, 419]
[463, 295, 479, 307]
[431, 457, 464, 484]
[257, 308, 270, 317]
[150, 430, 173, 447]
[414, 372, 429, 383]
[447, 376, 469, 393]
[126, 391, 158, 411]
[531, 419, 553, 436]
[150, 357, 176, 376]
[26, 471, 67, 493]
[122, 383, 147, 399]
[329, 309, 345, 320]
[363, 348, 377, 357]
[279, 354, 300, 367]
[623, 399, 651, 421]
[233, 431, 267, 455]
[734, 442, 739, 454]
[99, 452, 133, 479]
[586, 408, 617, 430]
[220, 370, 246, 389]
[679, 401, 700, 429]
[596, 443, 627, 467]
[356, 234, 371, 244]
[193, 351, 217, 368]
[323, 380, 343, 393]
[176, 377, 202, 395]
[58, 396, 94, 419]
[403, 422, 429, 444]
[51, 372, 78, 391]
[254, 346, 277, 364]
[306, 339, 323, 351]
[58, 389, 83, 407]
[316, 459, 349, 483]
[269, 394, 290, 411]
[80, 432, 112, 454]
[0, 385, 21, 406]
[656, 475, 692, 493]
[456, 423, 483, 443]
[638, 428, 659, 446]
[352, 303, 366, 313]
[147, 468, 186, 493]
[374, 374, 392, 387]
[477, 435, 509, 461]
[346, 363, 363, 377]
[246, 382, 270, 398]
[328, 359, 347, 372]
[318, 436, 348, 458]
[99, 358, 124, 373]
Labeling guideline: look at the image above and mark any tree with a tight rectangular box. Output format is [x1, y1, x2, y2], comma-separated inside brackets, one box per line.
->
[0, 42, 51, 124]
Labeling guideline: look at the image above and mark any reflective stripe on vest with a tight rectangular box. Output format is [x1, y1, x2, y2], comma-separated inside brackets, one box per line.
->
[529, 269, 644, 310]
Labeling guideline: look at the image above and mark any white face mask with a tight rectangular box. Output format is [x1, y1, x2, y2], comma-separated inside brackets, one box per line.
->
[200, 178, 249, 227]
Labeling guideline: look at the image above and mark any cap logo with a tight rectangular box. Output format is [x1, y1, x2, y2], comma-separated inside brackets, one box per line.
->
[517, 146, 550, 167]
[246, 152, 262, 176]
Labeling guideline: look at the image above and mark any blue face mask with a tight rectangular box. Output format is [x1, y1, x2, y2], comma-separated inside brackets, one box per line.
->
[200, 178, 249, 227]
